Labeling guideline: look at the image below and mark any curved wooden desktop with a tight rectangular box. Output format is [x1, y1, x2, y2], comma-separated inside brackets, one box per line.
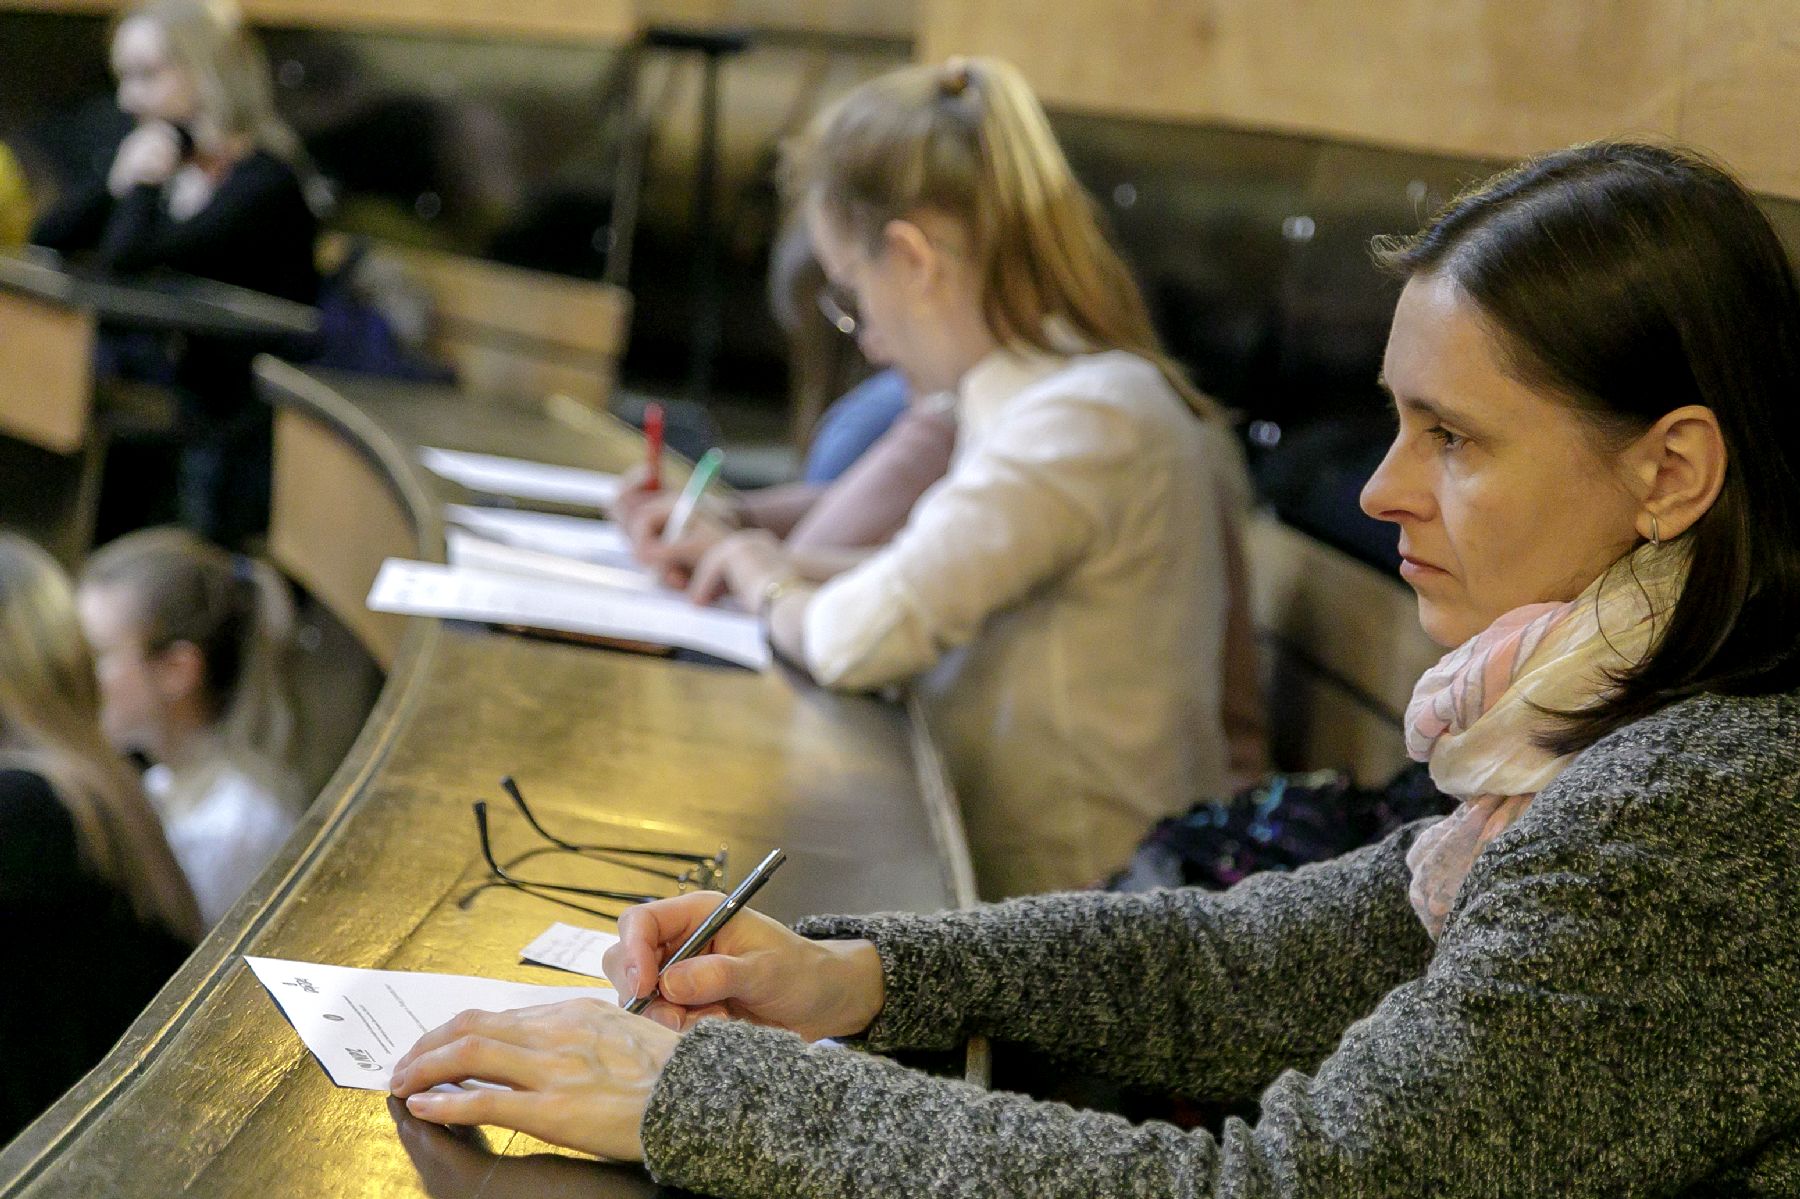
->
[0, 360, 975, 1198]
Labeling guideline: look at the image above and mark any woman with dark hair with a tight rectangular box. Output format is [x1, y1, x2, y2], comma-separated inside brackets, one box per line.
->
[391, 141, 1800, 1196]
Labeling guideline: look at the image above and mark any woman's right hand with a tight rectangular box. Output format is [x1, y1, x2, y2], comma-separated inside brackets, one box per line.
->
[602, 891, 885, 1042]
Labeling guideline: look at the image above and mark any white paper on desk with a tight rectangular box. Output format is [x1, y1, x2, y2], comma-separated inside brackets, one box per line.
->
[419, 447, 621, 508]
[244, 955, 614, 1091]
[366, 558, 772, 670]
[444, 505, 638, 570]
[445, 528, 656, 593]
[520, 923, 621, 981]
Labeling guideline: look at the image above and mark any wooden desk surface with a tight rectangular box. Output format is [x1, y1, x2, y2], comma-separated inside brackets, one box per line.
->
[0, 363, 974, 1198]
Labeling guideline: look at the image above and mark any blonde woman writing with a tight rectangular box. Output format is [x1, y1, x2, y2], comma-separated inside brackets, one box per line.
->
[678, 59, 1245, 899]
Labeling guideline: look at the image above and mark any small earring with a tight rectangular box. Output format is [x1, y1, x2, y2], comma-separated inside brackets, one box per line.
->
[1648, 514, 1662, 547]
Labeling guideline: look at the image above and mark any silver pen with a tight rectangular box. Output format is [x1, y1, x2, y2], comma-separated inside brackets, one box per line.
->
[623, 847, 786, 1015]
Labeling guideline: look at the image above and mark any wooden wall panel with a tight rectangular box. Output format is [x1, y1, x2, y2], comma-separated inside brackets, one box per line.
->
[920, 0, 1800, 200]
[1678, 0, 1800, 200]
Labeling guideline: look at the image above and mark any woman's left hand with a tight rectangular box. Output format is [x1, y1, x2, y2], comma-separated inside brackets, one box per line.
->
[687, 529, 793, 607]
[388, 998, 678, 1162]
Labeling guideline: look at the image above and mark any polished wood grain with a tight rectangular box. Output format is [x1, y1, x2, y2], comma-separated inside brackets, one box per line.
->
[0, 360, 973, 1198]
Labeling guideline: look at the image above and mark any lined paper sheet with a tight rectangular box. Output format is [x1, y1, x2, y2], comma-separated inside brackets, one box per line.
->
[367, 558, 771, 669]
[418, 447, 621, 508]
[245, 955, 614, 1090]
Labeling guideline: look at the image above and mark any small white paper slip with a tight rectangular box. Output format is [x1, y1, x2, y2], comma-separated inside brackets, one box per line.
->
[366, 558, 772, 670]
[418, 446, 621, 508]
[243, 955, 614, 1091]
[443, 504, 637, 570]
[521, 923, 622, 981]
[445, 528, 657, 593]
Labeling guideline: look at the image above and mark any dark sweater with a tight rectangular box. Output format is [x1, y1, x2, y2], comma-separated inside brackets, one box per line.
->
[0, 769, 189, 1147]
[640, 690, 1800, 1197]
[31, 148, 318, 306]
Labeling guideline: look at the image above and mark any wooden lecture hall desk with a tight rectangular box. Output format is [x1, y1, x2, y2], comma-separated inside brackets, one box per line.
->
[0, 359, 976, 1199]
[0, 248, 321, 559]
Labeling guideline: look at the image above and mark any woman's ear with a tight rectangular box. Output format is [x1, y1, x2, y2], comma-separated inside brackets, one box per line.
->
[880, 218, 938, 293]
[1630, 404, 1727, 541]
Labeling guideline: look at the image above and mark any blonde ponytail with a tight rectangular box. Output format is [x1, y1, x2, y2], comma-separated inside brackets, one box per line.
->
[790, 57, 1211, 417]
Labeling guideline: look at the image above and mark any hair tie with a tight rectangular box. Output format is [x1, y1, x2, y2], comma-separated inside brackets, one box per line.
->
[939, 58, 973, 99]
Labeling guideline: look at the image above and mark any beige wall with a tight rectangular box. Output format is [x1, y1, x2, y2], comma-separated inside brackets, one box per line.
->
[920, 0, 1800, 200]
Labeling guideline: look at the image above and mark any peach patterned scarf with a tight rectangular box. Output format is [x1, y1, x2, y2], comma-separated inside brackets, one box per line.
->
[1403, 542, 1688, 938]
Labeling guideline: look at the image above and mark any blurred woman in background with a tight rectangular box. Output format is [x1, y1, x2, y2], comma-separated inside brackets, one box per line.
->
[0, 533, 199, 1143]
[31, 0, 320, 544]
[79, 527, 301, 928]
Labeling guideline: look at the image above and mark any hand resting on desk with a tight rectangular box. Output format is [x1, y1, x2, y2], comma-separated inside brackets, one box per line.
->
[388, 892, 884, 1160]
[388, 997, 676, 1162]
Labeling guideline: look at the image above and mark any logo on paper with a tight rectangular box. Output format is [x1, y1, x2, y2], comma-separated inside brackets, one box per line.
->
[282, 977, 319, 995]
[346, 1047, 381, 1071]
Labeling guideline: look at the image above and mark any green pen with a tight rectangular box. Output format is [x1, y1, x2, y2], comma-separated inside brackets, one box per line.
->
[660, 447, 725, 544]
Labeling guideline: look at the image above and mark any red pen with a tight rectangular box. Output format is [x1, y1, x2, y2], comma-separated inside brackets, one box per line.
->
[643, 402, 665, 492]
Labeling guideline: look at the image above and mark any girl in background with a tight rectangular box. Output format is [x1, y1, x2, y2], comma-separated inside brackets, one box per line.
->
[0, 533, 199, 1143]
[78, 527, 301, 928]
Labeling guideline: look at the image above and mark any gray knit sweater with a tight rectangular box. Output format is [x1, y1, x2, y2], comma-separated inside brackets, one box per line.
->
[640, 691, 1800, 1197]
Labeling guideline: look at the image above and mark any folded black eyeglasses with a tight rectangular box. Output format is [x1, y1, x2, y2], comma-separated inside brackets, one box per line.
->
[471, 776, 727, 917]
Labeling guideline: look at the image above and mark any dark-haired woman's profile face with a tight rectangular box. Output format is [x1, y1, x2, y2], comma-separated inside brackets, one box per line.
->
[1361, 273, 1646, 646]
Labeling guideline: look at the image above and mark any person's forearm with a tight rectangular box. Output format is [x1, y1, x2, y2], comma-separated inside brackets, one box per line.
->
[736, 483, 824, 537]
[787, 545, 875, 583]
[796, 828, 1434, 1098]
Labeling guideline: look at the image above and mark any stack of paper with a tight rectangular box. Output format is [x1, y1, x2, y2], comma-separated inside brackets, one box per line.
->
[367, 558, 771, 670]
